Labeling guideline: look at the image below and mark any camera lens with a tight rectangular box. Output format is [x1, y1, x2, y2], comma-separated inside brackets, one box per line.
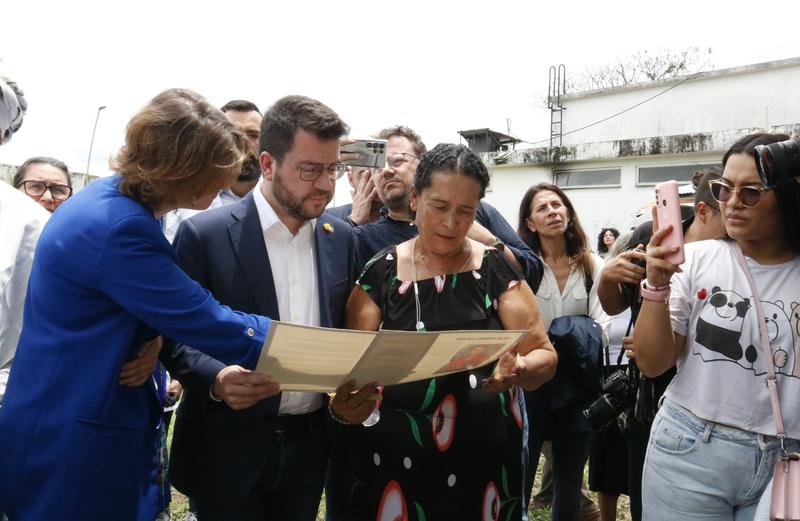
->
[755, 139, 800, 188]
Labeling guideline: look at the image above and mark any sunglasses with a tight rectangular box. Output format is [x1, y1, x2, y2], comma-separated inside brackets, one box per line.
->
[708, 180, 770, 208]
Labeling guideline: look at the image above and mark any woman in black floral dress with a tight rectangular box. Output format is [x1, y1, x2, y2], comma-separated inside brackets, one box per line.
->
[331, 144, 556, 521]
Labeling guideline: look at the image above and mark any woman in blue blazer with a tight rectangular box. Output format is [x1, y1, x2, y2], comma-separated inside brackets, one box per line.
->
[0, 89, 276, 520]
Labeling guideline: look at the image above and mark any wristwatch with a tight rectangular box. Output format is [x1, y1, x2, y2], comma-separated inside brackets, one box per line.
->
[639, 279, 671, 303]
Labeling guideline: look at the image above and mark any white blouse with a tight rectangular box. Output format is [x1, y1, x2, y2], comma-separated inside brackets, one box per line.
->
[535, 253, 612, 345]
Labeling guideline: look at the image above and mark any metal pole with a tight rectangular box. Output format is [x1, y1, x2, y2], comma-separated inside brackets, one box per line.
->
[86, 105, 106, 175]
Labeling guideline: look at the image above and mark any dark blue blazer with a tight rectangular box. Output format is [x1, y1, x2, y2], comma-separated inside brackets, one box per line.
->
[0, 176, 270, 520]
[162, 194, 356, 502]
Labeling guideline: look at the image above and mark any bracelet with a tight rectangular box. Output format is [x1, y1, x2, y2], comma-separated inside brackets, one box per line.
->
[639, 279, 671, 303]
[328, 400, 353, 425]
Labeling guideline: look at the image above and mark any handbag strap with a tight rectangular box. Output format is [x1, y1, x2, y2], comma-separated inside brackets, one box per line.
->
[732, 244, 786, 438]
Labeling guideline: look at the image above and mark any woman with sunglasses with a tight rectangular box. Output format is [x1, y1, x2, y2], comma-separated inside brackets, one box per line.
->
[633, 132, 800, 521]
[13, 157, 72, 213]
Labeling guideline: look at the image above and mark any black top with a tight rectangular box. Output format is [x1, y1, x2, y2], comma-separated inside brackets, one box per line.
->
[349, 246, 528, 520]
[353, 201, 544, 292]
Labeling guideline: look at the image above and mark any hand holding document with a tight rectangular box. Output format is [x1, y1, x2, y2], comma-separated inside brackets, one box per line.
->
[254, 321, 526, 392]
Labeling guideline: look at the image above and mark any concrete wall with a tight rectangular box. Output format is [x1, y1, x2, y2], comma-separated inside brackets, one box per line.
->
[477, 58, 800, 248]
[483, 151, 719, 244]
[559, 58, 800, 145]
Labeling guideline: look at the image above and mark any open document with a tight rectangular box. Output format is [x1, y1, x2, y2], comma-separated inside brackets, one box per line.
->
[254, 321, 527, 392]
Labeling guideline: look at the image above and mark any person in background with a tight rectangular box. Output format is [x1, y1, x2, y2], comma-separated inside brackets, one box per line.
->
[335, 143, 557, 521]
[0, 88, 279, 521]
[634, 133, 800, 521]
[596, 227, 619, 259]
[0, 61, 49, 406]
[0, 56, 42, 521]
[163, 99, 262, 242]
[596, 167, 726, 521]
[13, 157, 72, 213]
[588, 231, 633, 521]
[517, 183, 612, 521]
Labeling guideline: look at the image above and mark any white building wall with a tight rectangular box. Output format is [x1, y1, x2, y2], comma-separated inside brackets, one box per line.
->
[560, 59, 800, 145]
[484, 151, 720, 247]
[478, 58, 800, 248]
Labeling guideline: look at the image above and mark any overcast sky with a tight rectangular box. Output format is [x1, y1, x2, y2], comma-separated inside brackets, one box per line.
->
[2, 0, 799, 201]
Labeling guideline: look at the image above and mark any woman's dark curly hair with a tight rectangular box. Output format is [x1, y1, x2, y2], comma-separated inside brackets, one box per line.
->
[596, 227, 620, 255]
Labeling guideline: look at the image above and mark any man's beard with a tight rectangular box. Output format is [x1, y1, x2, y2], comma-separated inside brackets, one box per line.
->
[272, 171, 332, 221]
[237, 155, 261, 183]
[384, 190, 410, 213]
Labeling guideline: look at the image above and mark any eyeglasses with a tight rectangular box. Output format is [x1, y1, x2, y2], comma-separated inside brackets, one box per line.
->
[18, 180, 72, 201]
[708, 180, 770, 208]
[386, 152, 418, 169]
[274, 156, 347, 182]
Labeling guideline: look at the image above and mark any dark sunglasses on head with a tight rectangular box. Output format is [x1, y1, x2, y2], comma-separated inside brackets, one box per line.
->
[18, 180, 72, 201]
[708, 180, 769, 208]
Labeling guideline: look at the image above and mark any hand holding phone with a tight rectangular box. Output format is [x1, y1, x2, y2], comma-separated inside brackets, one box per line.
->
[340, 139, 388, 168]
[654, 180, 685, 265]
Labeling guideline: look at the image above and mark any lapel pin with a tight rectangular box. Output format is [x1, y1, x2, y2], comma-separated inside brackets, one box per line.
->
[323, 223, 334, 234]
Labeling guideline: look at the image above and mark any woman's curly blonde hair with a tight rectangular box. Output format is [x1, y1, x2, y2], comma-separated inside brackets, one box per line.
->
[111, 88, 248, 211]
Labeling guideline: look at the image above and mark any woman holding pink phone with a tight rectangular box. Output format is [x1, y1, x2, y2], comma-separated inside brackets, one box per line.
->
[634, 133, 800, 521]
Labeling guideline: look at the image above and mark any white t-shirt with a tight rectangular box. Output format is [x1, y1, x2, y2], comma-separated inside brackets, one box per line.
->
[666, 239, 800, 438]
[606, 308, 632, 366]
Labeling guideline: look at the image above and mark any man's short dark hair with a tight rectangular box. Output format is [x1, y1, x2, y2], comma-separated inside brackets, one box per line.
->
[220, 99, 260, 115]
[259, 95, 348, 159]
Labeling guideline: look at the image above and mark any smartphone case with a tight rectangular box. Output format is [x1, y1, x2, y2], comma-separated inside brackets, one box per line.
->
[654, 180, 685, 265]
[340, 139, 388, 168]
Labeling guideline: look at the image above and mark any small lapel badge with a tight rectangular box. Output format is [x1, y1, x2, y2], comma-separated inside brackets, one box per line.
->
[323, 223, 334, 234]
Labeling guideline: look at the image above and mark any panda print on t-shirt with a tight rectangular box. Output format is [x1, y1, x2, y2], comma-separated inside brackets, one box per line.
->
[694, 286, 798, 378]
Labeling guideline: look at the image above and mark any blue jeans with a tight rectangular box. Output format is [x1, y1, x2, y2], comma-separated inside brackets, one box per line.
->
[642, 399, 799, 521]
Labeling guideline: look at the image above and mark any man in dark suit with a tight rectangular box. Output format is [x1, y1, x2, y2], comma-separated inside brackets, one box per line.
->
[163, 95, 357, 521]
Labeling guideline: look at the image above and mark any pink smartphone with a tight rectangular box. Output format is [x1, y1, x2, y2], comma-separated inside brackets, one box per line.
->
[654, 180, 685, 265]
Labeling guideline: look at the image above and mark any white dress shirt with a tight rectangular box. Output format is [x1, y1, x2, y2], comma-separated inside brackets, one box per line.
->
[253, 183, 323, 415]
[0, 182, 49, 402]
[535, 253, 612, 345]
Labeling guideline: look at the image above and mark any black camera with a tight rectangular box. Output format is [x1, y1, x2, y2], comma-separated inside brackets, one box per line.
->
[754, 138, 800, 189]
[583, 369, 637, 430]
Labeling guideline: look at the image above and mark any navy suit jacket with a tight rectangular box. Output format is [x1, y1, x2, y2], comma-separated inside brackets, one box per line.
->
[0, 176, 270, 521]
[163, 194, 356, 502]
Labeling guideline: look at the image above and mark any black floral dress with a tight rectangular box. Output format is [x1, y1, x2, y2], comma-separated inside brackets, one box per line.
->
[350, 246, 527, 521]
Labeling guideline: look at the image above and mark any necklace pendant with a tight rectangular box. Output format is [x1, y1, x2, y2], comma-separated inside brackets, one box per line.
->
[416, 321, 426, 332]
[434, 275, 445, 293]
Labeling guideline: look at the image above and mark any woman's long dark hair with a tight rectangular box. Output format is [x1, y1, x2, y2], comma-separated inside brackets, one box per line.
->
[517, 183, 594, 278]
[723, 132, 800, 253]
